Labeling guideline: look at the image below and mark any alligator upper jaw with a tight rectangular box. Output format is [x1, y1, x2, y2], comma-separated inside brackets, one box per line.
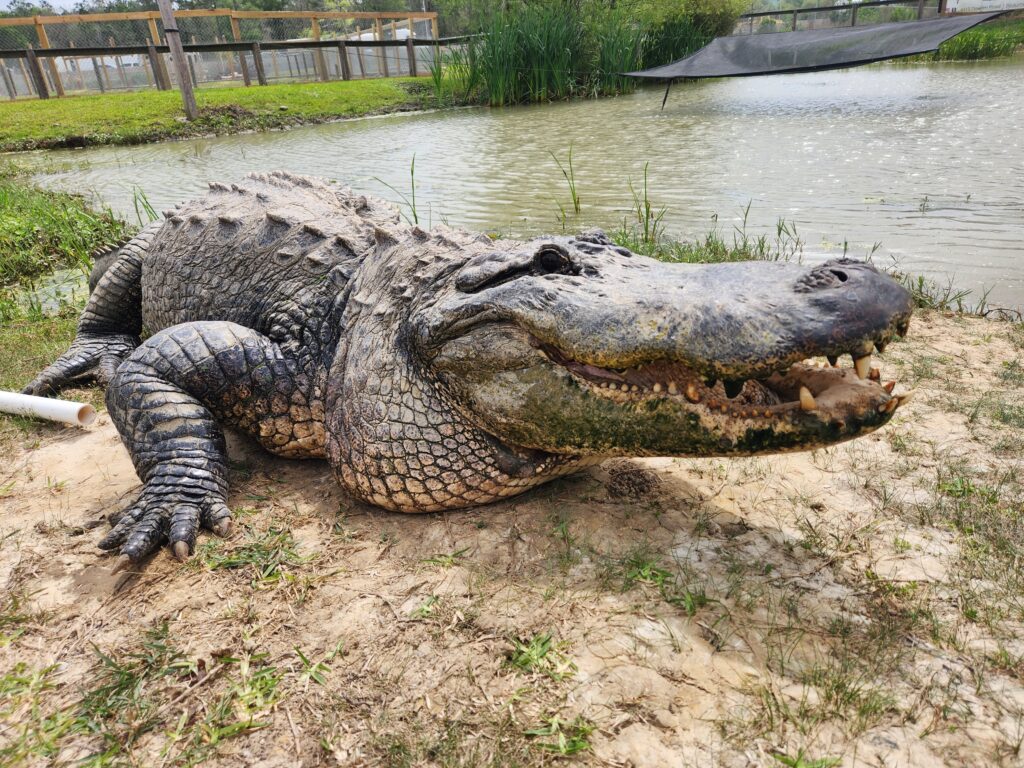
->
[536, 339, 914, 422]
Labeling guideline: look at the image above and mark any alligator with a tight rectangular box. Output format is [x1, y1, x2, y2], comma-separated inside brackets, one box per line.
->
[25, 171, 914, 567]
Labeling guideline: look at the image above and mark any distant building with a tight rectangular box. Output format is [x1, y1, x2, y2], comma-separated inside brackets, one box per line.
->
[945, 0, 1024, 10]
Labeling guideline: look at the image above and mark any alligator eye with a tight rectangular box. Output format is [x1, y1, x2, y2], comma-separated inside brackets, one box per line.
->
[534, 245, 573, 274]
[829, 269, 849, 282]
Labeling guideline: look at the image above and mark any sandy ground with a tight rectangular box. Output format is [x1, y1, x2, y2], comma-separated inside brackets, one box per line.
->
[2, 310, 1024, 767]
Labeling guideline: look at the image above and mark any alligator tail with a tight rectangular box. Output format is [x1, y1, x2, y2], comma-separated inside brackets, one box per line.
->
[23, 222, 161, 396]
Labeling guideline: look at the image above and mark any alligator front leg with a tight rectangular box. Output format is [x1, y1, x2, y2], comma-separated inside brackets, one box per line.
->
[102, 321, 320, 563]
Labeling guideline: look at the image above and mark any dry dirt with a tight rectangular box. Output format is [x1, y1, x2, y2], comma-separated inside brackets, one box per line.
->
[3, 310, 1024, 767]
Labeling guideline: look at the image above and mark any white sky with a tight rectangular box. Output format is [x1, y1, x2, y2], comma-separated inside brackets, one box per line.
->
[1, 0, 82, 11]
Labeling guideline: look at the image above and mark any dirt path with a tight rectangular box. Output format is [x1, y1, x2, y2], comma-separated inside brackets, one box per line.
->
[2, 310, 1024, 767]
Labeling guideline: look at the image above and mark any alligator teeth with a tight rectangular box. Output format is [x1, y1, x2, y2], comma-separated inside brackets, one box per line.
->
[652, 382, 663, 393]
[799, 386, 817, 411]
[883, 381, 896, 393]
[685, 381, 701, 403]
[854, 355, 871, 379]
[668, 382, 679, 396]
[630, 385, 639, 392]
[608, 383, 618, 391]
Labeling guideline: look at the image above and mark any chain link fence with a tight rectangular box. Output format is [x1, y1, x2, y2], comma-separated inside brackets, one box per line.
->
[0, 10, 439, 100]
[736, 0, 942, 34]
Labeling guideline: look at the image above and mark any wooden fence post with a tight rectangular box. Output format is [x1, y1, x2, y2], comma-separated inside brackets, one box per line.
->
[337, 41, 351, 81]
[148, 15, 162, 46]
[792, 10, 798, 31]
[24, 48, 49, 99]
[390, 21, 398, 74]
[34, 18, 64, 96]
[310, 17, 329, 82]
[147, 43, 169, 90]
[251, 42, 267, 85]
[406, 37, 417, 77]
[355, 42, 366, 79]
[431, 15, 439, 41]
[90, 56, 105, 92]
[156, 0, 197, 118]
[375, 19, 389, 78]
[1, 64, 17, 100]
[229, 13, 251, 85]
[917, 0, 926, 18]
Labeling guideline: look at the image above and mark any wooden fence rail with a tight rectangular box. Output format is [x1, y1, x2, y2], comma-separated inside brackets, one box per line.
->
[0, 36, 470, 100]
[0, 8, 440, 98]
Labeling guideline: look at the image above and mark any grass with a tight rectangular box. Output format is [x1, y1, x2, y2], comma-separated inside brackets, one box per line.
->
[506, 632, 577, 680]
[0, 622, 282, 766]
[429, 0, 739, 106]
[932, 17, 1024, 61]
[0, 164, 129, 322]
[0, 77, 433, 153]
[197, 525, 310, 587]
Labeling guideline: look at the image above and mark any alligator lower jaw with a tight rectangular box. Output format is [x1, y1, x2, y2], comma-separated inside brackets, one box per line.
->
[536, 341, 914, 421]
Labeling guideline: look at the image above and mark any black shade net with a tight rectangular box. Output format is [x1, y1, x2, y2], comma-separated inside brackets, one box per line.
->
[627, 12, 1004, 81]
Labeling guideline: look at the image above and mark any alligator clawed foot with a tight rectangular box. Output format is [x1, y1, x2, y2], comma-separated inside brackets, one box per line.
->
[22, 333, 139, 397]
[99, 492, 233, 565]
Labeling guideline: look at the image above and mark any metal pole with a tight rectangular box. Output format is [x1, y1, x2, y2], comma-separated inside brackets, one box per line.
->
[792, 10, 798, 31]
[156, 0, 198, 120]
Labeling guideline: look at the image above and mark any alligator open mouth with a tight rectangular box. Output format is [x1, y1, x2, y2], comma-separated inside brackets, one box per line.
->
[535, 339, 915, 423]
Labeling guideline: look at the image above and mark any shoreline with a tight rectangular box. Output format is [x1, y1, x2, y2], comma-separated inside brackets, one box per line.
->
[0, 78, 448, 154]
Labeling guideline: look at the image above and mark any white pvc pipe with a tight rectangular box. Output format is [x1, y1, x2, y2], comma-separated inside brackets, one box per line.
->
[0, 390, 96, 427]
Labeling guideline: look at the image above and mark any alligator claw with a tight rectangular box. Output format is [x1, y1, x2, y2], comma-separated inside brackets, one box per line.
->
[99, 493, 233, 565]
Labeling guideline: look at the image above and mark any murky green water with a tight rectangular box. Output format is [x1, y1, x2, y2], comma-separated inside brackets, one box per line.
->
[19, 57, 1024, 308]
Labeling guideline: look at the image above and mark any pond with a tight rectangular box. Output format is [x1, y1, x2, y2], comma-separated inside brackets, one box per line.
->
[21, 57, 1024, 309]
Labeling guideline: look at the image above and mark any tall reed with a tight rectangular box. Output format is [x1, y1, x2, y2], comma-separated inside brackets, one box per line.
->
[932, 20, 1024, 61]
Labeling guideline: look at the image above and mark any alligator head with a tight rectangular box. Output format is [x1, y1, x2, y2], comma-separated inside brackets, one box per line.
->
[328, 228, 913, 512]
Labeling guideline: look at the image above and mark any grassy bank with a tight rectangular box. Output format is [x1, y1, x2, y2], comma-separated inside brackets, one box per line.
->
[0, 78, 433, 153]
[0, 169, 127, 449]
[0, 171, 128, 287]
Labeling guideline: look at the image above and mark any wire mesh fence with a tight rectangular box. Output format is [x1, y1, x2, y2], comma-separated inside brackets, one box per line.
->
[736, 0, 942, 34]
[0, 9, 440, 100]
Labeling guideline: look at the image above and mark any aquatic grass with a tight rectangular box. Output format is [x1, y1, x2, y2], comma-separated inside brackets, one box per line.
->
[641, 15, 717, 69]
[0, 164, 129, 289]
[434, 0, 739, 106]
[588, 7, 646, 96]
[932, 18, 1024, 61]
[551, 144, 581, 221]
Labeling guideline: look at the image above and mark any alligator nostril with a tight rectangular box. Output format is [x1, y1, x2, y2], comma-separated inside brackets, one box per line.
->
[829, 269, 849, 282]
